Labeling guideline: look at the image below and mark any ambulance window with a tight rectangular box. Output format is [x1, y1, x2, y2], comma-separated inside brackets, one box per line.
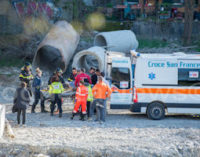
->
[178, 69, 200, 86]
[111, 67, 130, 89]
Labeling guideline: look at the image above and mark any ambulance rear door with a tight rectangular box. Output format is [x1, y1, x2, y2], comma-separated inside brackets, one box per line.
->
[110, 57, 133, 109]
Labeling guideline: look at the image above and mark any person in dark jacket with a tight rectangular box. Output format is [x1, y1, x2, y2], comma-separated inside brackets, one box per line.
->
[68, 67, 77, 82]
[95, 68, 101, 77]
[48, 68, 65, 86]
[14, 82, 30, 126]
[90, 67, 97, 86]
[31, 68, 47, 113]
[67, 67, 78, 89]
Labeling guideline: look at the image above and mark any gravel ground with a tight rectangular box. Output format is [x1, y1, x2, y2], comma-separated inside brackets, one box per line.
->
[1, 102, 200, 157]
[0, 62, 200, 157]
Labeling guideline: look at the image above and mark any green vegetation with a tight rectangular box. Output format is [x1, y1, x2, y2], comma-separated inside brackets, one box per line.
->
[106, 3, 113, 8]
[138, 39, 169, 49]
[99, 21, 132, 31]
[0, 57, 25, 68]
[196, 41, 200, 52]
[63, 0, 86, 20]
[54, 0, 60, 5]
[191, 40, 200, 52]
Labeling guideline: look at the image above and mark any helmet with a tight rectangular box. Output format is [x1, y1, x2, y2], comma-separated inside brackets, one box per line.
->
[24, 62, 32, 69]
[25, 62, 31, 67]
[56, 67, 63, 73]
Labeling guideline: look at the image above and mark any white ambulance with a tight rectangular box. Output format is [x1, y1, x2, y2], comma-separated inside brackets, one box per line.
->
[107, 52, 200, 120]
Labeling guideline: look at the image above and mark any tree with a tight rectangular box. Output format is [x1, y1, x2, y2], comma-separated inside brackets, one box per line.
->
[72, 0, 85, 20]
[140, 0, 145, 17]
[183, 0, 195, 46]
[155, 0, 159, 19]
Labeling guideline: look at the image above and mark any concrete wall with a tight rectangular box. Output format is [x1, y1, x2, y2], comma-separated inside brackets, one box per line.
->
[132, 21, 200, 41]
[0, 105, 5, 138]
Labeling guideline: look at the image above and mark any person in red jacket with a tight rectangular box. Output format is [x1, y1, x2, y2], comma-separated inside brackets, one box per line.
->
[74, 68, 91, 87]
[71, 80, 88, 120]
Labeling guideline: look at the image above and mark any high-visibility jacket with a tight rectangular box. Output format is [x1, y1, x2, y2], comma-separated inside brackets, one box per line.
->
[92, 81, 112, 99]
[87, 84, 93, 102]
[19, 68, 33, 81]
[19, 73, 33, 80]
[75, 85, 88, 102]
[49, 82, 64, 94]
[19, 69, 33, 88]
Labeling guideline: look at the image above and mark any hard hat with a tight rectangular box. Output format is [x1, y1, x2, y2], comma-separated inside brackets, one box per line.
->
[25, 62, 32, 69]
[56, 67, 63, 73]
[25, 62, 31, 67]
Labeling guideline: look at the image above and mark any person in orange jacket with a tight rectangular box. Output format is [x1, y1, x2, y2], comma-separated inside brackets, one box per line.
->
[71, 80, 88, 120]
[90, 76, 112, 122]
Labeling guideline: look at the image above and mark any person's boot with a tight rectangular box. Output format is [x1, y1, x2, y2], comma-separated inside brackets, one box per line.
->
[71, 113, 75, 120]
[79, 113, 83, 120]
[50, 112, 53, 116]
[41, 108, 48, 113]
[80, 114, 86, 121]
[59, 113, 62, 118]
[31, 105, 35, 113]
[88, 117, 92, 121]
[41, 110, 48, 113]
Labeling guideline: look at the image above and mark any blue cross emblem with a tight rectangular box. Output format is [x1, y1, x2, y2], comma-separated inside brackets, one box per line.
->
[148, 72, 156, 80]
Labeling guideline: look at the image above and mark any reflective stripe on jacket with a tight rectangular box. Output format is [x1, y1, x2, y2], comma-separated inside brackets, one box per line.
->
[76, 85, 88, 101]
[19, 67, 33, 80]
[49, 82, 64, 94]
[19, 73, 33, 80]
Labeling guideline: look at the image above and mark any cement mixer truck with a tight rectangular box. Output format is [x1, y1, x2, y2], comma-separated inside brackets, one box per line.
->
[106, 51, 200, 120]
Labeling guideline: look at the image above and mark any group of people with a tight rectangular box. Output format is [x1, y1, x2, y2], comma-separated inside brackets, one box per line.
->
[13, 62, 112, 126]
[70, 67, 112, 122]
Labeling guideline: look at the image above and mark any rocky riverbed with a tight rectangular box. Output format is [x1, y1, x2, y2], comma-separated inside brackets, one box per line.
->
[0, 103, 200, 157]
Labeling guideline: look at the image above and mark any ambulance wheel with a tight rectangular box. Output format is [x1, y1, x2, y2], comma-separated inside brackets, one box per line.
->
[147, 102, 165, 120]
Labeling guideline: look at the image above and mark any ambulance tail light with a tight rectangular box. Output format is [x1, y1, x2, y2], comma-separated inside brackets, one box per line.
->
[133, 86, 138, 103]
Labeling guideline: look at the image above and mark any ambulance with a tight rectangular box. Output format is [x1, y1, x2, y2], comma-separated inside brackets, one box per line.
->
[106, 52, 200, 120]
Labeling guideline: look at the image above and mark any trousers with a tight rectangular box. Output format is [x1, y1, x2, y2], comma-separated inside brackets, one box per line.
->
[87, 101, 91, 117]
[89, 99, 99, 117]
[96, 99, 106, 122]
[50, 94, 62, 114]
[17, 108, 26, 124]
[32, 91, 45, 112]
[73, 100, 87, 114]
